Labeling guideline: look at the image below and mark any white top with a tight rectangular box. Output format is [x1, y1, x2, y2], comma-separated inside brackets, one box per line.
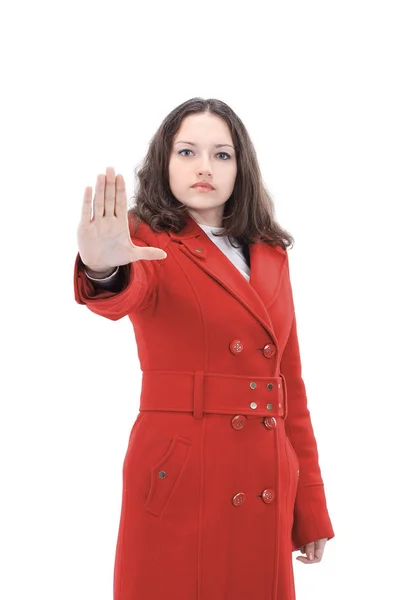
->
[197, 223, 250, 282]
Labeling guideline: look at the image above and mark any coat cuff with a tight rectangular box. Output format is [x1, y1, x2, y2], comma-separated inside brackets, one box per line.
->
[73, 253, 149, 320]
[291, 482, 335, 551]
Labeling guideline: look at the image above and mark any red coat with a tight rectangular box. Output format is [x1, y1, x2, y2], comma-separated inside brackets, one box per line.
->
[74, 214, 335, 600]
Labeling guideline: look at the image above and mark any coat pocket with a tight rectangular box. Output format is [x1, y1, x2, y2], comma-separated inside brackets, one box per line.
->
[144, 435, 192, 517]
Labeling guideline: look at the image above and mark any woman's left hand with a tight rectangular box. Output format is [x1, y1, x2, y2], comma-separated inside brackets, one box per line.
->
[296, 538, 328, 564]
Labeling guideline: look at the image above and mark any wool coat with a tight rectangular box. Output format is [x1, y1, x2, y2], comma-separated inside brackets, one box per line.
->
[74, 214, 335, 600]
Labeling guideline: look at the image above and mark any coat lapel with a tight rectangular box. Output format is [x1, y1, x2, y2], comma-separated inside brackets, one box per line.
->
[168, 215, 286, 348]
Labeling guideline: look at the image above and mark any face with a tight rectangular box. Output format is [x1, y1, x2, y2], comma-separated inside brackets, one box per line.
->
[168, 112, 237, 227]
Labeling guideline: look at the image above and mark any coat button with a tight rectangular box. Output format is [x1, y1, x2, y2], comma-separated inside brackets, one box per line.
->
[229, 339, 244, 354]
[232, 492, 246, 506]
[231, 415, 246, 430]
[261, 489, 275, 503]
[263, 344, 276, 358]
[263, 416, 277, 429]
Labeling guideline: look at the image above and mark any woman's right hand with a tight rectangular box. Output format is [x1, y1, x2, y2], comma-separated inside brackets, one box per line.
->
[77, 166, 167, 272]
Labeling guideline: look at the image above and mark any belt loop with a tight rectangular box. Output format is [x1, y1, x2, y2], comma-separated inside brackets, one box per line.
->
[280, 373, 288, 419]
[193, 371, 204, 419]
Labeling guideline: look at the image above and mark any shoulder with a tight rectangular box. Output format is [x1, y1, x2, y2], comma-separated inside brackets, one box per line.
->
[261, 242, 290, 285]
[272, 243, 288, 258]
[261, 240, 289, 265]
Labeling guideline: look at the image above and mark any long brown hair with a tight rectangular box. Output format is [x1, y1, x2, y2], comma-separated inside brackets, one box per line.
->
[127, 97, 294, 250]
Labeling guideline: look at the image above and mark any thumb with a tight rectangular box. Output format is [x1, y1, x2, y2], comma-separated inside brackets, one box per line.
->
[132, 245, 168, 261]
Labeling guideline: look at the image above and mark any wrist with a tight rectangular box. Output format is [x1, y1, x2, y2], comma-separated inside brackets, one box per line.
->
[83, 266, 116, 278]
[83, 265, 120, 281]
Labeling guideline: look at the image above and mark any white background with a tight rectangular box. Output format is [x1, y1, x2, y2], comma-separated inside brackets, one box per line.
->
[1, 0, 399, 598]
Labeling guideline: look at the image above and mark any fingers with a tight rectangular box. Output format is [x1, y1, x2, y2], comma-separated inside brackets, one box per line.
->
[93, 172, 106, 220]
[296, 540, 326, 564]
[104, 166, 116, 217]
[312, 538, 327, 562]
[88, 166, 123, 221]
[81, 186, 93, 224]
[305, 542, 315, 561]
[115, 172, 128, 219]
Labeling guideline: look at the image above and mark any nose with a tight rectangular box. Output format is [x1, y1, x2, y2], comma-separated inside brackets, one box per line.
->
[196, 154, 213, 177]
[197, 169, 212, 177]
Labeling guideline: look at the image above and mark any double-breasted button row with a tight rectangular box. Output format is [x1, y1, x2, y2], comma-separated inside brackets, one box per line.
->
[231, 415, 246, 430]
[263, 416, 277, 429]
[229, 339, 244, 354]
[231, 415, 277, 430]
[261, 489, 275, 503]
[262, 344, 276, 358]
[229, 339, 277, 358]
[232, 489, 275, 506]
[232, 492, 246, 506]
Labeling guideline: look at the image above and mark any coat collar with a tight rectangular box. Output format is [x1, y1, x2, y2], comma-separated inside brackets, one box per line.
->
[168, 215, 287, 347]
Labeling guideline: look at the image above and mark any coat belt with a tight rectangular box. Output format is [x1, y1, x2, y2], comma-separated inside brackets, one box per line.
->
[139, 370, 287, 419]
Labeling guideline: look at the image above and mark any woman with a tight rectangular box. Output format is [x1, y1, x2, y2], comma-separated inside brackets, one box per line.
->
[74, 97, 335, 600]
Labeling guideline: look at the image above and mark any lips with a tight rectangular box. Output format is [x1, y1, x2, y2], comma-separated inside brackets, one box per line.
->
[192, 183, 215, 190]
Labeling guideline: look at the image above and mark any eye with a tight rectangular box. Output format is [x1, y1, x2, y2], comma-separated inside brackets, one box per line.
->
[178, 149, 194, 157]
[178, 149, 231, 160]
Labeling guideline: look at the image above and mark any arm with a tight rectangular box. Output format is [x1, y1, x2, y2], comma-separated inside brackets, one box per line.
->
[73, 234, 164, 321]
[280, 256, 335, 551]
[83, 265, 126, 293]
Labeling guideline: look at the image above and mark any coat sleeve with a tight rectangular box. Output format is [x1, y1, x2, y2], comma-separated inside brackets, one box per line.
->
[73, 233, 163, 321]
[280, 254, 335, 552]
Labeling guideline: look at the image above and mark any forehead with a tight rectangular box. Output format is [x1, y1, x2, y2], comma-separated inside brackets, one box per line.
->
[175, 113, 233, 142]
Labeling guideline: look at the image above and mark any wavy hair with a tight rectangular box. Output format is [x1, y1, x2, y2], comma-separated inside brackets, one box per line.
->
[127, 97, 294, 250]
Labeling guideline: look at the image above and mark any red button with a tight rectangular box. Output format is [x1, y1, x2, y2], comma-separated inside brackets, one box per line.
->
[232, 492, 246, 506]
[263, 417, 277, 429]
[261, 489, 275, 504]
[263, 344, 276, 358]
[229, 339, 244, 354]
[231, 415, 246, 430]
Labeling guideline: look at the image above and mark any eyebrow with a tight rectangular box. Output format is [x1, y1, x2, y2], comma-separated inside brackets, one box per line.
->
[175, 140, 235, 150]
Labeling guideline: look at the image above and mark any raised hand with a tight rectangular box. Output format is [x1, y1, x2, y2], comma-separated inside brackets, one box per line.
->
[77, 166, 167, 273]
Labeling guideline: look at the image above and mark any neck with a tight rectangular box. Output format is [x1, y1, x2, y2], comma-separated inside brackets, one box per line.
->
[187, 211, 223, 228]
